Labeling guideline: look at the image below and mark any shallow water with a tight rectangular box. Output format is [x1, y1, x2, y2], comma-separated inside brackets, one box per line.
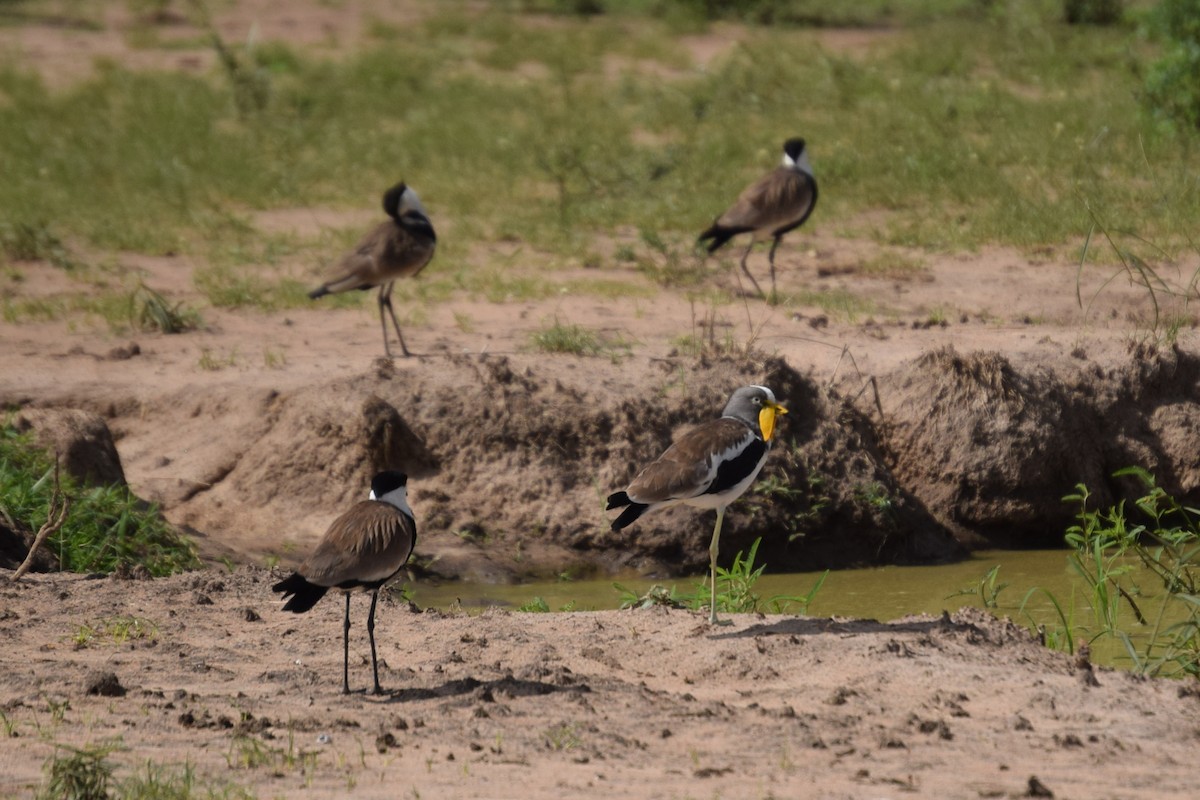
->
[409, 549, 1188, 670]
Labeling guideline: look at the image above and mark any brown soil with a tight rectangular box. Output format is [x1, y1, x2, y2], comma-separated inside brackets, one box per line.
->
[3, 569, 1199, 799]
[2, 3, 1200, 797]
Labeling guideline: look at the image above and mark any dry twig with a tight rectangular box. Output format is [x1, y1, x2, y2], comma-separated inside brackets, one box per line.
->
[10, 458, 71, 582]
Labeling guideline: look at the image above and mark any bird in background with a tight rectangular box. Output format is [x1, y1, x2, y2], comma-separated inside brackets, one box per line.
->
[308, 182, 437, 359]
[606, 385, 788, 625]
[698, 138, 818, 300]
[273, 470, 417, 695]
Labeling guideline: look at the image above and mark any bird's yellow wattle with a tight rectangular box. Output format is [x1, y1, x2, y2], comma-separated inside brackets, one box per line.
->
[760, 406, 779, 441]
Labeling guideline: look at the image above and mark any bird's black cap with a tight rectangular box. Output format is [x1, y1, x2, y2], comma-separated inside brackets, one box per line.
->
[382, 182, 408, 218]
[371, 470, 408, 497]
[783, 138, 807, 159]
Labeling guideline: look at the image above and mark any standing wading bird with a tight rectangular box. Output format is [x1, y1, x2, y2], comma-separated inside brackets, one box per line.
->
[272, 470, 416, 695]
[308, 182, 437, 359]
[606, 385, 788, 624]
[698, 138, 818, 300]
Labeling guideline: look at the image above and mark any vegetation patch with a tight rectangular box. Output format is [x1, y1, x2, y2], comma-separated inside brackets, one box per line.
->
[0, 424, 200, 576]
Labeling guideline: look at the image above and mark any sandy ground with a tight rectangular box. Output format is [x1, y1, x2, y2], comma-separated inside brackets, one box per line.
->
[3, 568, 1199, 800]
[3, 3, 1200, 798]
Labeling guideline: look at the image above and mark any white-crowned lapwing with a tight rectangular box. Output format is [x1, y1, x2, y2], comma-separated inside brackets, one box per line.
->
[606, 385, 788, 624]
[698, 138, 817, 299]
[273, 470, 416, 695]
[308, 182, 436, 359]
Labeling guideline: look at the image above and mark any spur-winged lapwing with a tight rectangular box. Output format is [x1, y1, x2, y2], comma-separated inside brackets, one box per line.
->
[698, 138, 817, 299]
[308, 182, 436, 359]
[606, 385, 788, 624]
[273, 470, 417, 695]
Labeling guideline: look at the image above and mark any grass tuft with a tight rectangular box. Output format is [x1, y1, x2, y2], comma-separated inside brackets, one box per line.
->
[1, 423, 200, 576]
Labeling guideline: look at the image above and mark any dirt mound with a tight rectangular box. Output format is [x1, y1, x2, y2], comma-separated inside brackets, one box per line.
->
[106, 352, 958, 579]
[877, 344, 1200, 547]
[12, 408, 126, 487]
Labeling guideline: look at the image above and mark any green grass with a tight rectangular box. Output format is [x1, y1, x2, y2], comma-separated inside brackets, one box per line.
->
[37, 744, 257, 800]
[0, 423, 200, 576]
[0, 1, 1194, 266]
[528, 319, 632, 358]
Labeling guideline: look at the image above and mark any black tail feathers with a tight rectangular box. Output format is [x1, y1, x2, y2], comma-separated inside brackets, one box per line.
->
[272, 573, 328, 613]
[606, 492, 649, 531]
[697, 225, 740, 254]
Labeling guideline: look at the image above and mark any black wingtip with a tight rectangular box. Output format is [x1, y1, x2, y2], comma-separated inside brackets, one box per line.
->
[272, 573, 328, 614]
[610, 500, 649, 532]
[697, 226, 735, 254]
[307, 286, 329, 300]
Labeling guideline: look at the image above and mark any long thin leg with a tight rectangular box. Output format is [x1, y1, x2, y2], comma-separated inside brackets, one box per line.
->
[376, 286, 393, 360]
[739, 242, 765, 299]
[708, 506, 727, 625]
[767, 236, 781, 301]
[342, 593, 351, 695]
[367, 590, 382, 695]
[379, 283, 411, 358]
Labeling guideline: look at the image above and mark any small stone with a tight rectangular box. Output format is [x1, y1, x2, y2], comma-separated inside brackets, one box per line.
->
[85, 671, 126, 697]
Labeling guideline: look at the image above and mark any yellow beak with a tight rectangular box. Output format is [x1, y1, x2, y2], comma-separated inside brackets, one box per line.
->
[759, 402, 788, 442]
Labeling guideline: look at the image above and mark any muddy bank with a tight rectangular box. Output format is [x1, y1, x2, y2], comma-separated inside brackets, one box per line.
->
[7, 344, 1199, 581]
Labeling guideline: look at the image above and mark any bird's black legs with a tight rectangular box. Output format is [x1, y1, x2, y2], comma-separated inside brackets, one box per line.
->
[342, 593, 352, 695]
[367, 590, 383, 695]
[767, 237, 781, 301]
[378, 283, 411, 359]
[738, 242, 766, 299]
[708, 506, 730, 626]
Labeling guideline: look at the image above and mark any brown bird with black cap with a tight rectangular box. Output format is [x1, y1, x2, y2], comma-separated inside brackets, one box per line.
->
[273, 470, 417, 694]
[699, 138, 817, 300]
[606, 385, 788, 624]
[308, 182, 436, 359]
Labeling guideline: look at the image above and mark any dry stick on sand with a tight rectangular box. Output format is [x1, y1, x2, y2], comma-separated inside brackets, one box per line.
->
[10, 457, 71, 582]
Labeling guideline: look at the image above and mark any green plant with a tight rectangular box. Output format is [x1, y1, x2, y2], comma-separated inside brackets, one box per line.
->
[0, 423, 200, 576]
[697, 537, 826, 615]
[130, 282, 200, 334]
[517, 596, 551, 613]
[39, 743, 117, 800]
[1143, 0, 1200, 129]
[1063, 0, 1123, 25]
[528, 320, 630, 360]
[78, 616, 159, 646]
[613, 582, 685, 610]
[543, 722, 582, 752]
[947, 564, 1010, 609]
[1062, 467, 1200, 676]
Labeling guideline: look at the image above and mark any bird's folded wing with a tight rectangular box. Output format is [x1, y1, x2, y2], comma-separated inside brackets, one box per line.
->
[626, 419, 757, 503]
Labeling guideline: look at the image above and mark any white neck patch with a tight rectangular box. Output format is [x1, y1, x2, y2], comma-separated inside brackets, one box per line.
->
[369, 485, 414, 519]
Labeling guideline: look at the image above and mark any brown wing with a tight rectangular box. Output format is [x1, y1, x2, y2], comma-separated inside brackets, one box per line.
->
[317, 221, 396, 293]
[300, 501, 415, 587]
[717, 168, 813, 235]
[377, 222, 435, 280]
[626, 418, 756, 503]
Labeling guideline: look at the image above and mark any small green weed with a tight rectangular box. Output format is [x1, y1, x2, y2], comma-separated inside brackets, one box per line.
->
[614, 537, 827, 616]
[38, 742, 117, 800]
[130, 282, 200, 334]
[543, 722, 582, 752]
[73, 616, 158, 648]
[528, 320, 630, 360]
[947, 564, 1009, 610]
[197, 348, 238, 371]
[701, 537, 828, 615]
